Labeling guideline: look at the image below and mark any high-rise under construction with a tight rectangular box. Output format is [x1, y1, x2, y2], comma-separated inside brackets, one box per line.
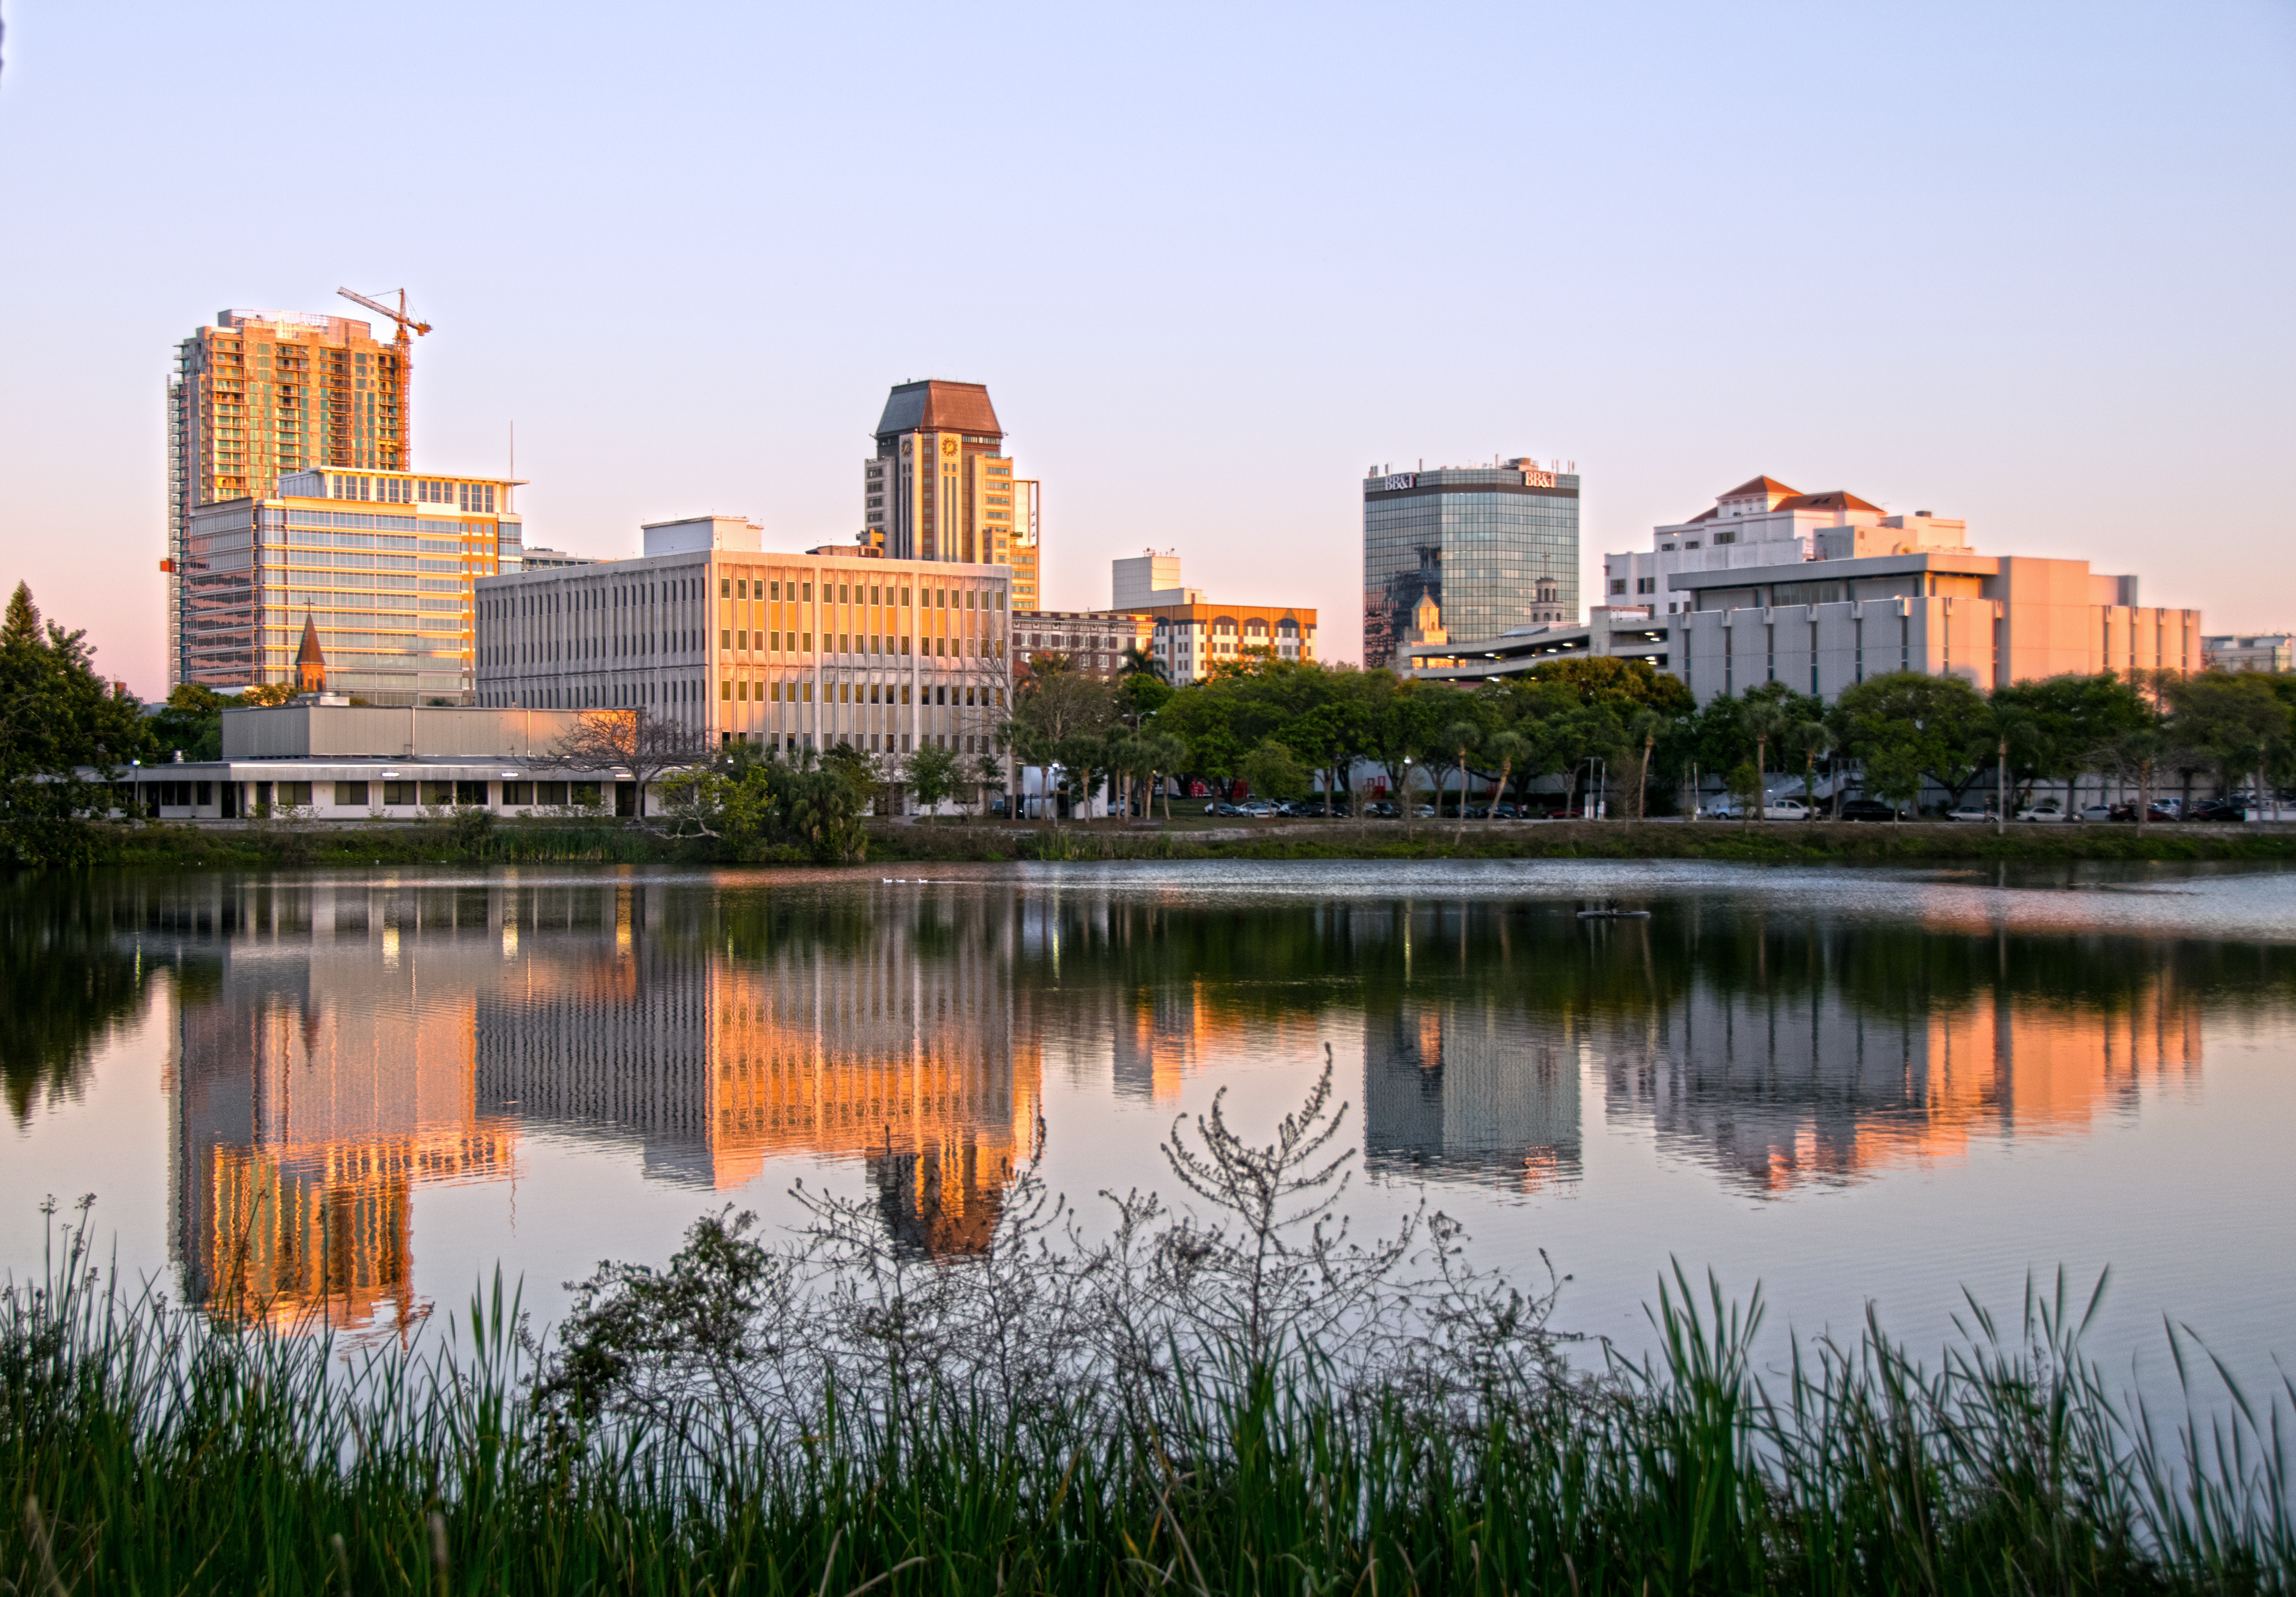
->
[166, 308, 415, 686]
[862, 380, 1037, 604]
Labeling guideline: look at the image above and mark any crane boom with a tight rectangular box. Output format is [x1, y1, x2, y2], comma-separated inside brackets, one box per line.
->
[336, 286, 431, 337]
[334, 287, 429, 475]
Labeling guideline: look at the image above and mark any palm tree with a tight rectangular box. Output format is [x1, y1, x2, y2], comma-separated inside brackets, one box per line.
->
[1740, 700, 1794, 822]
[1623, 710, 1664, 822]
[1445, 719, 1482, 841]
[1791, 720, 1835, 822]
[1482, 728, 1530, 828]
[1118, 642, 1166, 683]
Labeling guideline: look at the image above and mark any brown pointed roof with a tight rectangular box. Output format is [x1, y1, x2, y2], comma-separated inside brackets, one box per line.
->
[296, 614, 326, 666]
[1775, 490, 1884, 513]
[874, 380, 1003, 442]
[1718, 475, 1799, 499]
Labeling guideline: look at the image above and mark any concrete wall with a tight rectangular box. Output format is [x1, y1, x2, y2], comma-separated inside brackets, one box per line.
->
[222, 704, 585, 759]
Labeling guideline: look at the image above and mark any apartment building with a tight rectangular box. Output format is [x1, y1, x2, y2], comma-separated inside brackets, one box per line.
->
[1362, 459, 1579, 668]
[167, 309, 413, 685]
[475, 515, 1012, 756]
[1014, 610, 1155, 680]
[174, 466, 522, 703]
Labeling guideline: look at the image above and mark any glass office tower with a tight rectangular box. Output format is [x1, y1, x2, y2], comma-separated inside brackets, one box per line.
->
[1361, 462, 1580, 668]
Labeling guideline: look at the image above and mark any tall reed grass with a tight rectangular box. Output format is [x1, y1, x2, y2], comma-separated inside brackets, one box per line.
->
[5, 1072, 2291, 1595]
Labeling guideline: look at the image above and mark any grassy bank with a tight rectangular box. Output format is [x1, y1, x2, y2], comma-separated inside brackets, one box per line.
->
[33, 816, 2296, 871]
[4, 1234, 2289, 1595]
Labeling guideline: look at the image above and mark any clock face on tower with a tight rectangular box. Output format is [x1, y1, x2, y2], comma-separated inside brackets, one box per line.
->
[941, 437, 957, 456]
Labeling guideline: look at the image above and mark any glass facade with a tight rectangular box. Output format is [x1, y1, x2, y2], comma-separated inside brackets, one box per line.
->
[180, 487, 511, 701]
[1361, 468, 1581, 668]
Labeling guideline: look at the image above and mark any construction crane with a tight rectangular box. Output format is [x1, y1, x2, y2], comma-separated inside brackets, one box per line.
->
[336, 287, 430, 471]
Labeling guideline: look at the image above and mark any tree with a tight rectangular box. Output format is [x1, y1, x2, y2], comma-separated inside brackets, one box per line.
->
[1739, 699, 1794, 821]
[1789, 719, 1835, 820]
[0, 583, 147, 863]
[240, 682, 297, 707]
[1544, 703, 1625, 820]
[1239, 738, 1309, 809]
[1622, 711, 1666, 822]
[1834, 672, 1991, 814]
[1480, 728, 1530, 826]
[1135, 729, 1189, 821]
[1442, 718, 1482, 840]
[149, 684, 227, 763]
[2166, 672, 2291, 811]
[548, 706, 709, 819]
[1011, 666, 1120, 821]
[1866, 746, 1924, 824]
[660, 742, 868, 862]
[972, 751, 1008, 819]
[1725, 760, 1763, 829]
[905, 741, 963, 818]
[1117, 642, 1165, 684]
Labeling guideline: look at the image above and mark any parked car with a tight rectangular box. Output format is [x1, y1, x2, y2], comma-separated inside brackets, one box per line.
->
[2187, 799, 2246, 822]
[2017, 800, 2067, 822]
[2077, 803, 2118, 822]
[1367, 801, 1400, 818]
[1760, 798, 1812, 820]
[1836, 799, 1900, 822]
[1237, 800, 1275, 818]
[1945, 804, 1992, 822]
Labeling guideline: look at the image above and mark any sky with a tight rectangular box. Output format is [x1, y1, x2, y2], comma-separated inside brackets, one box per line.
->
[0, 0, 2290, 698]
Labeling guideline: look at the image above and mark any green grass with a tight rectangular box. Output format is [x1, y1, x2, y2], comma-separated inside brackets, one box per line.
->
[30, 815, 2296, 872]
[4, 1248, 2289, 1593]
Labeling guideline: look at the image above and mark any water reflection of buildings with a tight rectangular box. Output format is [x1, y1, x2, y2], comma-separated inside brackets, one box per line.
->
[1360, 907, 2206, 1195]
[1606, 977, 2203, 1193]
[168, 878, 1044, 1333]
[169, 881, 518, 1333]
[473, 884, 1042, 1256]
[1365, 1005, 1582, 1190]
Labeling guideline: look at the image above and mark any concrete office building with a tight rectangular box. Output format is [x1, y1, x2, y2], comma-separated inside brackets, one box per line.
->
[167, 309, 416, 686]
[1410, 474, 2201, 701]
[1361, 459, 1579, 669]
[2202, 634, 2294, 673]
[475, 514, 1012, 756]
[174, 466, 522, 703]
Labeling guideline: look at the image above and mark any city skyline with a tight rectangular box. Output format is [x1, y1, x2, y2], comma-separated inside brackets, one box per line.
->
[1, 2, 2290, 699]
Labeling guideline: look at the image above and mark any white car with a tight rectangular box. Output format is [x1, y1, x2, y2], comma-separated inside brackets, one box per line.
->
[1945, 804, 1992, 822]
[2078, 804, 2116, 822]
[1760, 798, 1812, 820]
[2017, 801, 2067, 822]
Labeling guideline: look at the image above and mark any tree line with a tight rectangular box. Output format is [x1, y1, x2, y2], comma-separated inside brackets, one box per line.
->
[982, 644, 2296, 825]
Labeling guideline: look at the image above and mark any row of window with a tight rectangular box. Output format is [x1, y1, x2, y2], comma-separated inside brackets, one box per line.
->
[723, 679, 1005, 706]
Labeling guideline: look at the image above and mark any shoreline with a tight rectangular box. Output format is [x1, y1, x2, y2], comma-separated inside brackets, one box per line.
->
[30, 815, 2296, 869]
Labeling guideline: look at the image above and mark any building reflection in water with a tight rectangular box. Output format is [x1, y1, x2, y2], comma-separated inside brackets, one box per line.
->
[1354, 901, 2204, 1195]
[169, 880, 517, 1335]
[162, 878, 2230, 1325]
[476, 881, 1040, 1257]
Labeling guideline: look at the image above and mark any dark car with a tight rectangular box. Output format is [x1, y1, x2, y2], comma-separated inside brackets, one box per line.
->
[2188, 799, 2246, 823]
[1836, 799, 1900, 822]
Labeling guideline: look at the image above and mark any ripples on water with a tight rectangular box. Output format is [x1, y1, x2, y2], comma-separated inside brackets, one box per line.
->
[3, 860, 2291, 1384]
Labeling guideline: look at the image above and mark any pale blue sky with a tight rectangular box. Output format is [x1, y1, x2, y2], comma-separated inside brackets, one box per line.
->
[2, 1, 2290, 695]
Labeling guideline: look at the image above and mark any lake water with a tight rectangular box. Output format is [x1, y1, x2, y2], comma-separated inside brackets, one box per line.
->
[5, 859, 2292, 1411]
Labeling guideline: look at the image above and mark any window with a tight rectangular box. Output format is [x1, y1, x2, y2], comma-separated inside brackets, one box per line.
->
[503, 781, 533, 805]
[1610, 579, 1628, 595]
[535, 781, 570, 805]
[1636, 577, 1656, 595]
[1713, 531, 1736, 545]
[382, 781, 418, 806]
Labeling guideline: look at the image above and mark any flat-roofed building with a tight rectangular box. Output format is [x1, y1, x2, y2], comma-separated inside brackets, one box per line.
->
[1014, 610, 1155, 680]
[475, 514, 1012, 756]
[1416, 478, 2200, 702]
[1096, 554, 1315, 683]
[176, 466, 522, 703]
[2201, 634, 2294, 673]
[1362, 459, 1579, 669]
